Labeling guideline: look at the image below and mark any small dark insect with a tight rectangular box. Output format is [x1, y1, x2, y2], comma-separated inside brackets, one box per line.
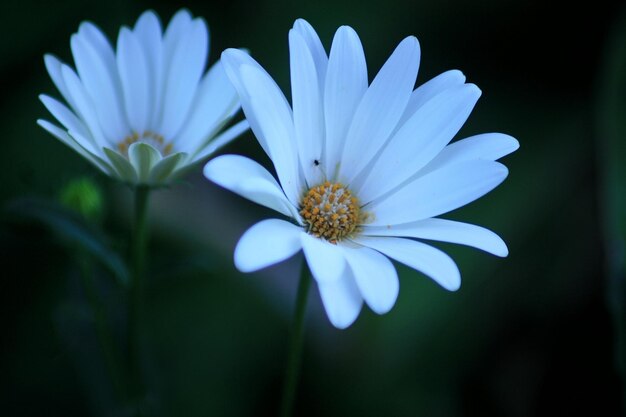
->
[313, 159, 320, 166]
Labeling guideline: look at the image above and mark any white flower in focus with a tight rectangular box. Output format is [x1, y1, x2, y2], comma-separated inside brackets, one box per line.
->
[39, 9, 248, 186]
[204, 19, 519, 328]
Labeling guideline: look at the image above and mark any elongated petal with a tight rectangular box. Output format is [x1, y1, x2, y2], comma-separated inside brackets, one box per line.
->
[420, 133, 520, 176]
[239, 64, 304, 205]
[317, 269, 363, 329]
[324, 26, 367, 181]
[133, 10, 163, 129]
[234, 219, 303, 272]
[301, 233, 346, 283]
[117, 27, 150, 134]
[39, 95, 96, 153]
[357, 84, 481, 203]
[362, 218, 508, 257]
[341, 244, 399, 314]
[290, 29, 324, 186]
[369, 160, 508, 226]
[174, 61, 239, 151]
[44, 55, 76, 110]
[357, 236, 460, 291]
[37, 120, 112, 175]
[397, 70, 466, 127]
[203, 154, 298, 219]
[340, 36, 420, 182]
[191, 119, 250, 164]
[159, 18, 208, 139]
[71, 32, 127, 141]
[292, 19, 327, 89]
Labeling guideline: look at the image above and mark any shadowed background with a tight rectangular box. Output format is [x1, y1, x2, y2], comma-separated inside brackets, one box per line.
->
[1, 0, 624, 416]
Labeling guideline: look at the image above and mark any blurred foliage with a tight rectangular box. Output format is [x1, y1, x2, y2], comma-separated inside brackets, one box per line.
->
[0, 0, 624, 416]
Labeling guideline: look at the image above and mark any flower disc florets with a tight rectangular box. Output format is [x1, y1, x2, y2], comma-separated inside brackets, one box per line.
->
[300, 181, 360, 243]
[117, 131, 173, 158]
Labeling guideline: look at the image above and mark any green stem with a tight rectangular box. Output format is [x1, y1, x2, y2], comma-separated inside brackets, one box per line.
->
[78, 254, 126, 402]
[279, 261, 312, 417]
[128, 185, 150, 411]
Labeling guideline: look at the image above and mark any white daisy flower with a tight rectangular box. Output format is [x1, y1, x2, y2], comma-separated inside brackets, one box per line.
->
[39, 9, 248, 186]
[204, 19, 519, 329]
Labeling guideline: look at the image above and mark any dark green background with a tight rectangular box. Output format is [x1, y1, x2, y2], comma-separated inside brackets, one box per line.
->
[1, 0, 625, 415]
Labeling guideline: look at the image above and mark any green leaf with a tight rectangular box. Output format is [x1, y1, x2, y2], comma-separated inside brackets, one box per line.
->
[5, 196, 129, 287]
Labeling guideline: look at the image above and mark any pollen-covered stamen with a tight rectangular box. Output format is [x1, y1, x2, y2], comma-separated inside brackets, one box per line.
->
[117, 131, 173, 157]
[300, 181, 361, 244]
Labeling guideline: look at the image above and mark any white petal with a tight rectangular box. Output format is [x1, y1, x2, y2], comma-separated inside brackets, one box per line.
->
[174, 61, 239, 151]
[420, 133, 520, 176]
[191, 119, 250, 164]
[341, 244, 399, 314]
[340, 36, 420, 182]
[290, 29, 324, 186]
[301, 233, 346, 283]
[238, 64, 304, 206]
[234, 219, 303, 272]
[37, 119, 112, 175]
[397, 70, 466, 127]
[71, 32, 128, 141]
[292, 19, 328, 89]
[203, 154, 298, 219]
[60, 64, 109, 147]
[77, 21, 118, 73]
[159, 18, 208, 139]
[39, 94, 97, 153]
[362, 218, 508, 257]
[317, 269, 363, 329]
[369, 160, 508, 226]
[44, 55, 76, 110]
[324, 25, 367, 181]
[117, 27, 150, 134]
[357, 236, 460, 291]
[357, 84, 481, 203]
[133, 10, 164, 130]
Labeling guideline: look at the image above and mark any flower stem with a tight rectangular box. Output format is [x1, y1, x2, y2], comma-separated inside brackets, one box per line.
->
[279, 260, 312, 417]
[129, 185, 150, 411]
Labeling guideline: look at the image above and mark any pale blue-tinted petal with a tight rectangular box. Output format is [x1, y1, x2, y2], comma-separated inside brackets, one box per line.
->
[191, 119, 249, 164]
[301, 233, 346, 283]
[117, 27, 150, 134]
[419, 133, 520, 176]
[340, 36, 420, 182]
[39, 94, 97, 153]
[174, 61, 239, 151]
[159, 18, 208, 140]
[357, 236, 461, 291]
[362, 218, 508, 257]
[292, 19, 328, 89]
[341, 243, 399, 314]
[239, 64, 304, 206]
[133, 10, 164, 130]
[290, 29, 324, 186]
[397, 70, 466, 127]
[357, 84, 481, 203]
[71, 32, 128, 141]
[324, 25, 368, 181]
[44, 55, 76, 110]
[369, 160, 508, 226]
[317, 268, 363, 329]
[234, 219, 303, 272]
[203, 154, 298, 219]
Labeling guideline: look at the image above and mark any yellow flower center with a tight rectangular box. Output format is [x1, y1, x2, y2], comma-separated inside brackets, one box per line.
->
[117, 131, 173, 157]
[300, 181, 361, 244]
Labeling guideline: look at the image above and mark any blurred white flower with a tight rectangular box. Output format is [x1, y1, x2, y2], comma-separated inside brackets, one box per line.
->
[39, 9, 248, 186]
[204, 19, 518, 328]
